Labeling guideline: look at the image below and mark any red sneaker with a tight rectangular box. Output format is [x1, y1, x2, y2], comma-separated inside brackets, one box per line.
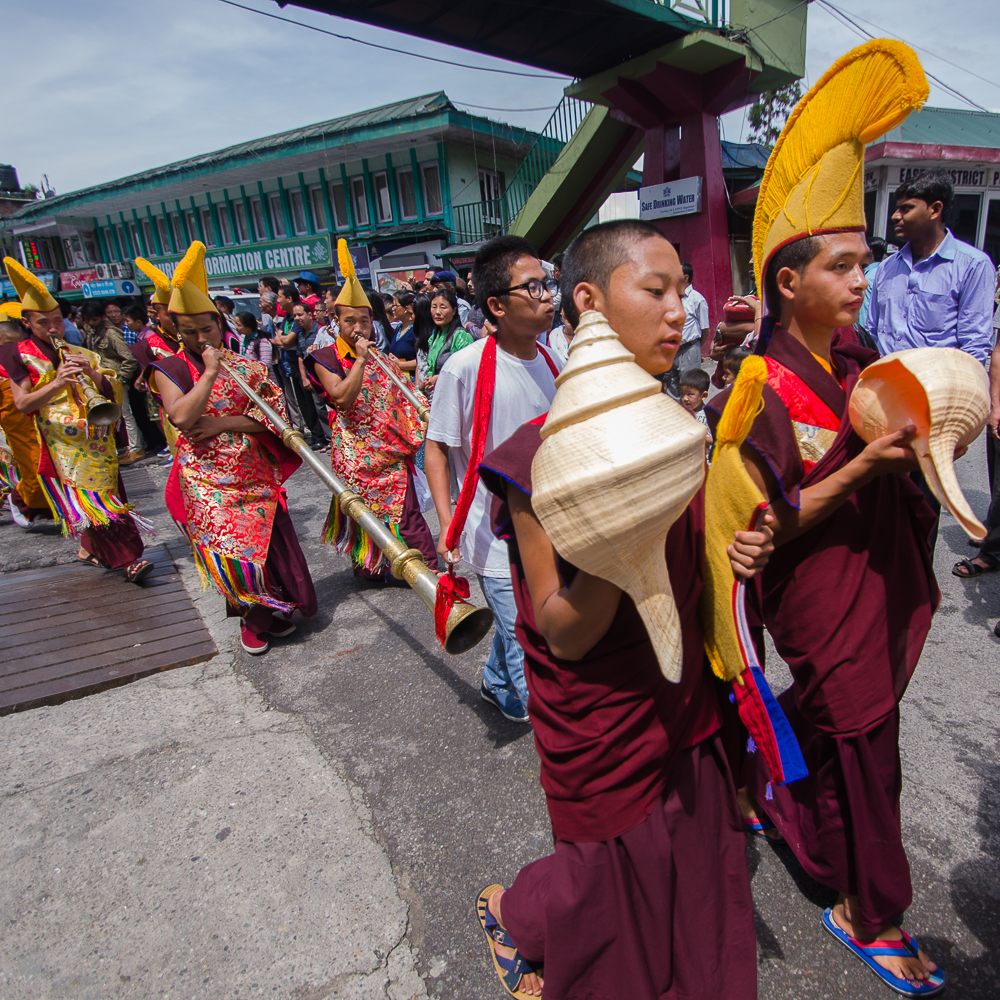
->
[240, 623, 269, 655]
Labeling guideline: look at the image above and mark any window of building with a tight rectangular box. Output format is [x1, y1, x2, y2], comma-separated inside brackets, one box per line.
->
[309, 185, 328, 231]
[396, 168, 417, 220]
[422, 163, 443, 216]
[127, 221, 143, 256]
[63, 233, 96, 268]
[248, 197, 266, 240]
[372, 172, 392, 223]
[233, 201, 251, 243]
[141, 218, 156, 255]
[951, 193, 982, 247]
[183, 210, 197, 244]
[479, 169, 505, 224]
[268, 192, 287, 238]
[984, 197, 1000, 268]
[156, 216, 170, 252]
[288, 188, 308, 235]
[115, 224, 129, 259]
[330, 182, 349, 229]
[170, 214, 184, 251]
[199, 207, 217, 247]
[218, 205, 235, 246]
[102, 228, 117, 261]
[351, 177, 370, 227]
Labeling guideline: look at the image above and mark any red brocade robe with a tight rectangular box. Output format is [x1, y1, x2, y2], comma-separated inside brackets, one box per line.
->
[477, 419, 757, 1000]
[707, 327, 939, 931]
[148, 348, 312, 613]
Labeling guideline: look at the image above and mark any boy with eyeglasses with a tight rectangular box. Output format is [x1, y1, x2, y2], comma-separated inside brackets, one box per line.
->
[425, 235, 561, 724]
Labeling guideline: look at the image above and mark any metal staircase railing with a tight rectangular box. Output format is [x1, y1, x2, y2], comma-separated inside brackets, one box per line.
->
[448, 96, 592, 244]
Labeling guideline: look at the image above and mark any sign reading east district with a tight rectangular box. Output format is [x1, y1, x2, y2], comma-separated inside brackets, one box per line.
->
[639, 177, 703, 220]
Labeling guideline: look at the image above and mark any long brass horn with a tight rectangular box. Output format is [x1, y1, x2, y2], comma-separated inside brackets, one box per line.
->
[51, 333, 121, 429]
[218, 360, 493, 655]
[367, 347, 429, 423]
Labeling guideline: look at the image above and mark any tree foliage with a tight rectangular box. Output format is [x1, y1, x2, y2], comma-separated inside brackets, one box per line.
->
[747, 83, 803, 146]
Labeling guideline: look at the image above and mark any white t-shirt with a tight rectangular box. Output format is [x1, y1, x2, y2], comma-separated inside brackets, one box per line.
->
[426, 337, 561, 577]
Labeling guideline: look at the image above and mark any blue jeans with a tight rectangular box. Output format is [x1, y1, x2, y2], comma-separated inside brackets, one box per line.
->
[477, 573, 528, 710]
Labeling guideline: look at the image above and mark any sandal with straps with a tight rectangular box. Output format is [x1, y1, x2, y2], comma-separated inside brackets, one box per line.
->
[476, 884, 542, 1000]
[125, 559, 154, 585]
[822, 908, 945, 996]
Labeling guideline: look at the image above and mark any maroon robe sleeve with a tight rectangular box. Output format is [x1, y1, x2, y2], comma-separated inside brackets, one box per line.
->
[147, 355, 195, 397]
[130, 338, 154, 371]
[0, 342, 28, 385]
[303, 346, 347, 402]
[477, 418, 722, 844]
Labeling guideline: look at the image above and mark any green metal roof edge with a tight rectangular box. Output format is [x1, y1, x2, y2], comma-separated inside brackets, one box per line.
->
[12, 93, 542, 222]
[602, 0, 710, 32]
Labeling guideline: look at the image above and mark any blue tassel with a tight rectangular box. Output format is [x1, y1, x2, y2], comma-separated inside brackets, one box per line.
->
[747, 736, 757, 754]
[729, 692, 737, 704]
[765, 781, 773, 801]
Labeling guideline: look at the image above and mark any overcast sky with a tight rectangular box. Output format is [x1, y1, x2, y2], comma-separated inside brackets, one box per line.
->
[6, 0, 999, 197]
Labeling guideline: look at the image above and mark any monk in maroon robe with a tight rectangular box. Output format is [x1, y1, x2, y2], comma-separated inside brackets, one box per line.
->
[474, 221, 773, 1000]
[707, 231, 943, 990]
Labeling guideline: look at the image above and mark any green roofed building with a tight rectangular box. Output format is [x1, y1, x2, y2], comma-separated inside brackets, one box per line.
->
[1, 93, 544, 299]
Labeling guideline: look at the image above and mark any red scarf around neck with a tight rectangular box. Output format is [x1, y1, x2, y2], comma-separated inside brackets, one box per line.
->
[434, 335, 559, 644]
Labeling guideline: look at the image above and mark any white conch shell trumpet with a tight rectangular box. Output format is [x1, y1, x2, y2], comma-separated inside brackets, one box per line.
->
[848, 346, 989, 540]
[530, 310, 707, 682]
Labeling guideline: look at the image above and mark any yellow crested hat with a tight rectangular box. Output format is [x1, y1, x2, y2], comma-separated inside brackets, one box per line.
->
[335, 239, 371, 310]
[753, 39, 928, 297]
[168, 241, 218, 316]
[3, 256, 58, 313]
[0, 301, 22, 321]
[135, 256, 173, 305]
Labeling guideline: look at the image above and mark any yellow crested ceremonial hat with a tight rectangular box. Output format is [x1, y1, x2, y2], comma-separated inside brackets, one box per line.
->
[753, 39, 929, 296]
[335, 238, 371, 310]
[135, 256, 173, 305]
[0, 301, 22, 321]
[3, 256, 58, 313]
[168, 241, 218, 316]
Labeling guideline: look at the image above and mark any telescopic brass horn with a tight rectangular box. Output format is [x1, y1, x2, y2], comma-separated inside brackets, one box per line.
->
[51, 333, 122, 429]
[218, 360, 493, 655]
[366, 347, 429, 423]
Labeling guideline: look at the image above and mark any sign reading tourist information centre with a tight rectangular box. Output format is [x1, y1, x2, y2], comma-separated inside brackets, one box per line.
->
[152, 235, 333, 282]
[638, 176, 703, 221]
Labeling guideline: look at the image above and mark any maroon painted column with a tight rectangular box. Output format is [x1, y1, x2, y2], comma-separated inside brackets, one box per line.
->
[645, 112, 732, 333]
[604, 57, 759, 333]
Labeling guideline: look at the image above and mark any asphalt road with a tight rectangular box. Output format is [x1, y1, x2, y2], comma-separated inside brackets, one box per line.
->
[2, 433, 998, 999]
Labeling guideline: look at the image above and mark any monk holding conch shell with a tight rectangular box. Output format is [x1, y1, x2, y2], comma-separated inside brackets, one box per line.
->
[707, 40, 953, 998]
[474, 219, 774, 1000]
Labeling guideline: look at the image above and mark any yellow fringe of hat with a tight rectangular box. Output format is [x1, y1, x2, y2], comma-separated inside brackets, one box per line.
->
[335, 238, 371, 310]
[168, 241, 218, 316]
[0, 301, 22, 321]
[3, 256, 58, 313]
[135, 256, 173, 305]
[753, 39, 928, 296]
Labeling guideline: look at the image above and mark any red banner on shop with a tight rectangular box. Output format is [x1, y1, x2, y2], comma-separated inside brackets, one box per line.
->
[59, 269, 99, 291]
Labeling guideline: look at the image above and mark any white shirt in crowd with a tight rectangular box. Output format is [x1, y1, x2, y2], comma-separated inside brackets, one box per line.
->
[681, 285, 709, 346]
[426, 337, 562, 577]
[539, 325, 572, 367]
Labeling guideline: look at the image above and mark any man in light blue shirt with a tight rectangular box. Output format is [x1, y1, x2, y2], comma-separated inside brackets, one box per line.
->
[856, 236, 886, 335]
[868, 170, 994, 364]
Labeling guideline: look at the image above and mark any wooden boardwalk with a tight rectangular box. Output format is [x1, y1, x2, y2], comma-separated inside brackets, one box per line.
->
[0, 544, 216, 713]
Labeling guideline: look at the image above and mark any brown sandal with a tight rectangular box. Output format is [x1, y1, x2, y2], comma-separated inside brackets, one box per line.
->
[125, 559, 154, 584]
[78, 553, 107, 569]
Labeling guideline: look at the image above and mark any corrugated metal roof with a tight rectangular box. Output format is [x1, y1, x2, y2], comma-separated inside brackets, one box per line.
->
[880, 106, 1000, 149]
[721, 140, 771, 171]
[11, 92, 458, 219]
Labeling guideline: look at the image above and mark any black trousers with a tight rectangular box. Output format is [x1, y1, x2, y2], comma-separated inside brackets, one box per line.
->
[128, 385, 166, 454]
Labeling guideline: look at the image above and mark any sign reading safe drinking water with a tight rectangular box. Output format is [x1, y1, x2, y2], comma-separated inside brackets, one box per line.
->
[639, 177, 703, 221]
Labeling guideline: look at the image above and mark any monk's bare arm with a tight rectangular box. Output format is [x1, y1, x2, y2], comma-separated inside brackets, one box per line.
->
[741, 425, 921, 546]
[508, 486, 623, 661]
[314, 344, 370, 409]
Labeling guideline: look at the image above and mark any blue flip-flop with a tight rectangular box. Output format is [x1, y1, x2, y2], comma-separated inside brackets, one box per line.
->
[822, 908, 945, 996]
[743, 815, 785, 843]
[476, 884, 541, 1000]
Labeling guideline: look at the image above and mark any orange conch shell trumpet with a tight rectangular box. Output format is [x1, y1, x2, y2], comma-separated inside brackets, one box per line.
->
[530, 310, 708, 682]
[848, 347, 989, 540]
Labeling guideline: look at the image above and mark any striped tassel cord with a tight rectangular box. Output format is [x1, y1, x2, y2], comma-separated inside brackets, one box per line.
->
[322, 496, 404, 573]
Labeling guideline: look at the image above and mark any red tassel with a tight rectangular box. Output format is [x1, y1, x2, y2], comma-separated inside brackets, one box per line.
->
[434, 565, 471, 646]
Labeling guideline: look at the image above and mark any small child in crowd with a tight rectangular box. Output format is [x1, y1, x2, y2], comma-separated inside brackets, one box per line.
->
[678, 367, 710, 430]
[720, 345, 751, 386]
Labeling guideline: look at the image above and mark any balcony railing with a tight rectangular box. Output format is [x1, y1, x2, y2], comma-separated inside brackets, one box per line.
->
[657, 0, 729, 27]
[451, 199, 512, 244]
